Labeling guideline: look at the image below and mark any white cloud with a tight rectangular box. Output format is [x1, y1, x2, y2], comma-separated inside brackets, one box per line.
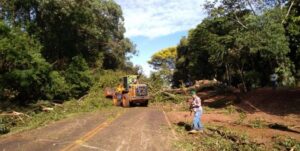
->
[115, 0, 208, 38]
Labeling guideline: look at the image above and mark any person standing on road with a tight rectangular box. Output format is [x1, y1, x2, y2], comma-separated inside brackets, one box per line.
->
[270, 73, 278, 90]
[189, 91, 204, 133]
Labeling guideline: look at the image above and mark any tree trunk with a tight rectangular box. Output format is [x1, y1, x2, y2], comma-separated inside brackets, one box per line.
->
[238, 65, 247, 93]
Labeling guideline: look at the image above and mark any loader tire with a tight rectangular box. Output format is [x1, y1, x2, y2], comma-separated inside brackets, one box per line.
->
[122, 94, 130, 107]
[113, 95, 121, 106]
[142, 100, 149, 107]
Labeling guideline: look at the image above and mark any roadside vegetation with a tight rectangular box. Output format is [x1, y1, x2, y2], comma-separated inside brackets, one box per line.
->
[0, 70, 129, 135]
[149, 0, 300, 90]
[174, 123, 300, 151]
[174, 125, 263, 151]
[0, 0, 140, 135]
[146, 1, 300, 149]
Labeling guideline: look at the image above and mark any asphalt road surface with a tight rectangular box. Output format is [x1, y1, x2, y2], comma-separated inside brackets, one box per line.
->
[0, 107, 175, 151]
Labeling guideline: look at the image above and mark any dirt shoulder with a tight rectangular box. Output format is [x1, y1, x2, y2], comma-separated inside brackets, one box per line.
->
[164, 88, 300, 150]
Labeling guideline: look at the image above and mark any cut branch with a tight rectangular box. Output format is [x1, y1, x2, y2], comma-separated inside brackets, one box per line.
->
[0, 111, 30, 118]
[41, 106, 54, 112]
[282, 0, 294, 24]
[234, 14, 248, 29]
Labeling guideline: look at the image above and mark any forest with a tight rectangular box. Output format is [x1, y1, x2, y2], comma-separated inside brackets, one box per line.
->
[0, 1, 299, 150]
[0, 0, 137, 106]
[149, 0, 300, 91]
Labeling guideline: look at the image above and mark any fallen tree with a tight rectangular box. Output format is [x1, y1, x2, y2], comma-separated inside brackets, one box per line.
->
[164, 80, 220, 94]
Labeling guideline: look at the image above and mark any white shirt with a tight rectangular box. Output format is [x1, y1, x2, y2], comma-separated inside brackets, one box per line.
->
[270, 74, 278, 82]
[192, 96, 202, 112]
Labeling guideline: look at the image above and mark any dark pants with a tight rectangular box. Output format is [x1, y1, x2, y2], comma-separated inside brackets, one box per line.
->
[272, 81, 277, 90]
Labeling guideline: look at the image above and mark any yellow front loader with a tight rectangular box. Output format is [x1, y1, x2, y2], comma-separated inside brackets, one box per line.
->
[104, 75, 149, 107]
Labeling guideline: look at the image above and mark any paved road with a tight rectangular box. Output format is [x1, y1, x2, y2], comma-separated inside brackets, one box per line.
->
[0, 107, 174, 151]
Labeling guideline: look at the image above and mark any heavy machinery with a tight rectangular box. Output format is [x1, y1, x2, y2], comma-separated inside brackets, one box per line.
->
[104, 75, 149, 107]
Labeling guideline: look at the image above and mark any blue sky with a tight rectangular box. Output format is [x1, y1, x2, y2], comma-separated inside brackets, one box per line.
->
[115, 0, 208, 76]
[130, 31, 188, 75]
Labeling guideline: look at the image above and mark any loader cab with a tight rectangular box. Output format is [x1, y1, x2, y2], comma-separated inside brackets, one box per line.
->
[123, 75, 138, 92]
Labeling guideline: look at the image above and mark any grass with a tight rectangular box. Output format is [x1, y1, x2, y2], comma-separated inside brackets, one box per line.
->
[225, 105, 237, 114]
[273, 136, 300, 151]
[235, 111, 247, 125]
[249, 118, 267, 128]
[174, 124, 263, 151]
[208, 98, 234, 108]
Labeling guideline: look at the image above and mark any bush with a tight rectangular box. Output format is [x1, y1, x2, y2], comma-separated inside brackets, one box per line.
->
[65, 56, 93, 98]
[97, 70, 125, 89]
[44, 71, 71, 100]
[0, 118, 10, 134]
[0, 21, 52, 104]
[244, 71, 262, 89]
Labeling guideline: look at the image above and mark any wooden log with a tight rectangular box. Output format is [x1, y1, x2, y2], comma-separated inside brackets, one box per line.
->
[0, 111, 30, 118]
[41, 106, 54, 112]
[164, 80, 220, 94]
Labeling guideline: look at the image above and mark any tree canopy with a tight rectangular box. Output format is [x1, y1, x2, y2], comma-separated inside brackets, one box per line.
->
[165, 0, 300, 89]
[0, 0, 137, 104]
[148, 47, 177, 85]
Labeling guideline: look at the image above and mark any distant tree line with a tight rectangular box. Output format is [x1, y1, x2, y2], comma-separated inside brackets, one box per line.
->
[0, 0, 137, 105]
[169, 0, 299, 89]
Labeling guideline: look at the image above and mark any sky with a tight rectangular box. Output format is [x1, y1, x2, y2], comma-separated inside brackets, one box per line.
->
[115, 0, 208, 76]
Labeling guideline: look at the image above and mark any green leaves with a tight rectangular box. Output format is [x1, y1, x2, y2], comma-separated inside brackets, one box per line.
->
[65, 56, 93, 98]
[148, 47, 177, 85]
[0, 21, 52, 102]
[0, 0, 136, 105]
[172, 0, 298, 88]
[148, 47, 177, 70]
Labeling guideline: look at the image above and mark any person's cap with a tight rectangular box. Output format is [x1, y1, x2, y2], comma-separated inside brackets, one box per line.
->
[190, 90, 196, 95]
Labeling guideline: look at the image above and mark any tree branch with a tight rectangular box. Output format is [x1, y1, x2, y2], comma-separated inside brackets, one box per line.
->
[234, 13, 248, 29]
[282, 0, 295, 24]
[246, 0, 257, 16]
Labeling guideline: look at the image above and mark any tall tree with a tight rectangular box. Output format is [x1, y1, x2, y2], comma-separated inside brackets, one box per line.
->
[172, 0, 296, 88]
[0, 0, 136, 70]
[285, 0, 300, 85]
[148, 47, 177, 85]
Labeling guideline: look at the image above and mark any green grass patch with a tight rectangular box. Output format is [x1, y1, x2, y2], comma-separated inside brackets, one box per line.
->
[273, 136, 300, 151]
[235, 111, 247, 125]
[225, 105, 237, 114]
[249, 118, 267, 128]
[174, 125, 263, 151]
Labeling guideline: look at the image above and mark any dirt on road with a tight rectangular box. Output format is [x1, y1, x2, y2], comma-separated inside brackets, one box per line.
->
[0, 107, 175, 151]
